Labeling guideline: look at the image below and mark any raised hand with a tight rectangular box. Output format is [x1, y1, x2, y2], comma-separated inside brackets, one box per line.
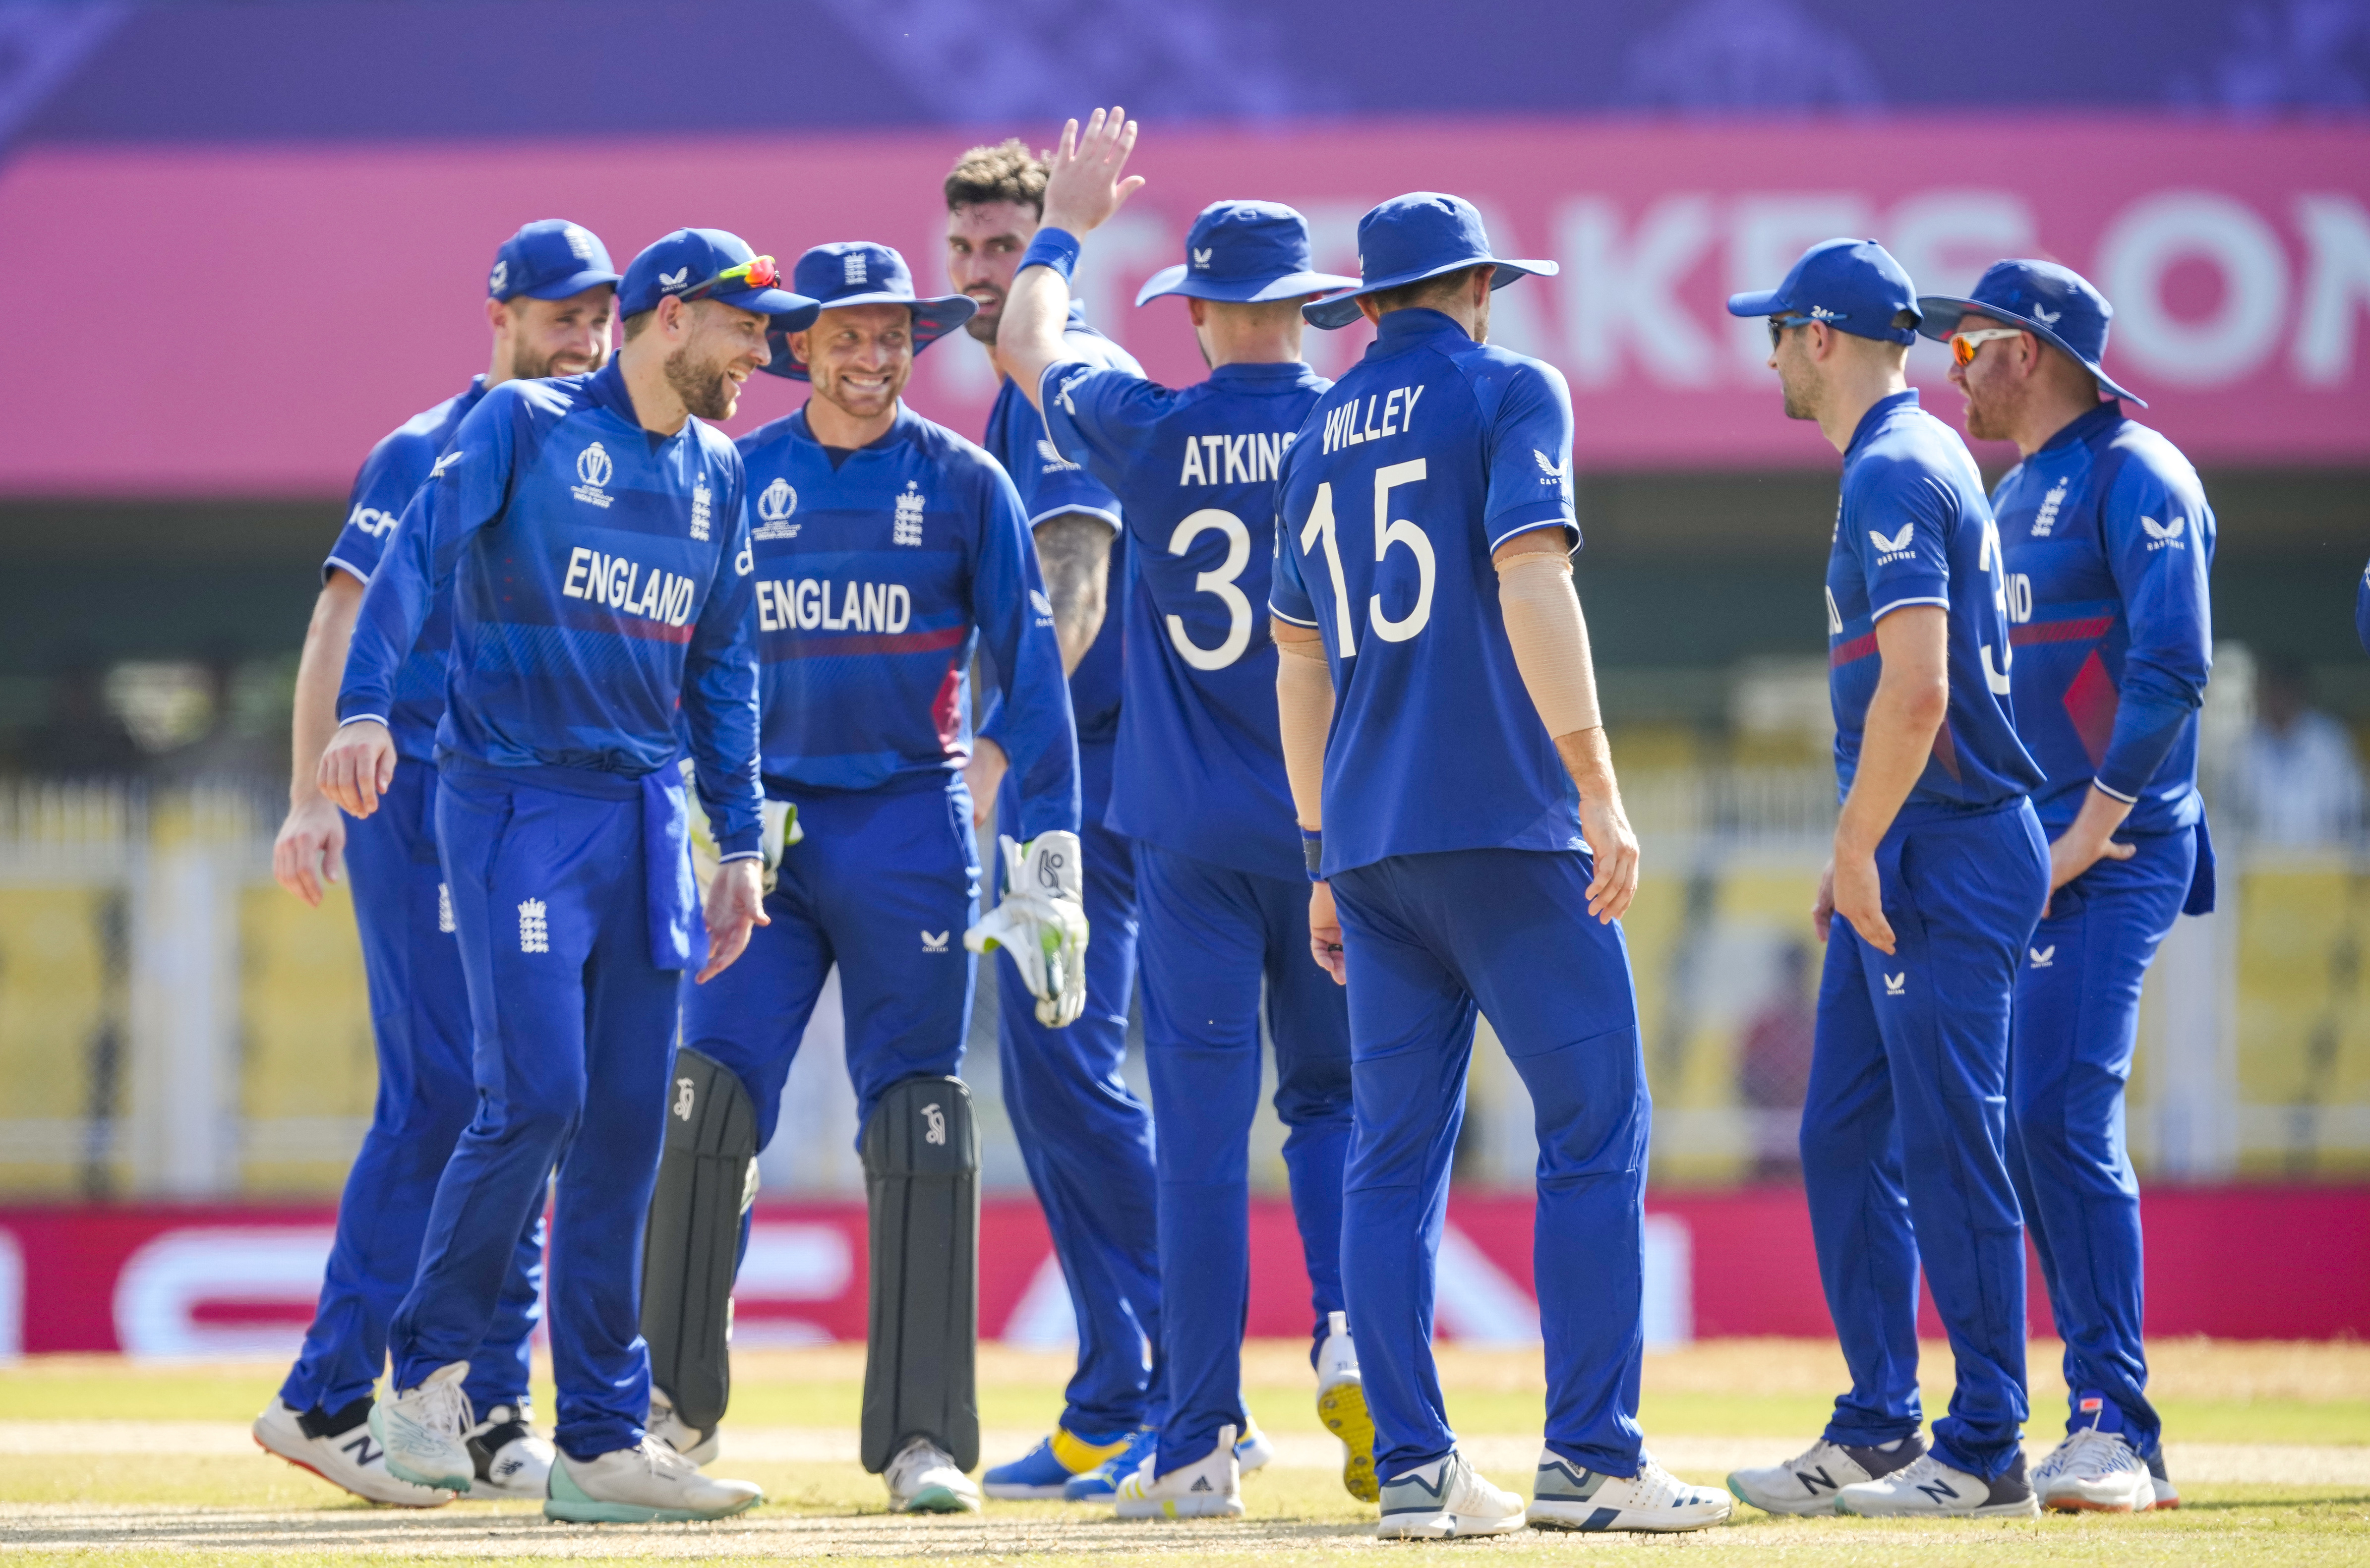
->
[1040, 105, 1145, 237]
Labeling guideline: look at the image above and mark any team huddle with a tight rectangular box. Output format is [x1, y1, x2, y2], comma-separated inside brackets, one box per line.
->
[253, 106, 2215, 1535]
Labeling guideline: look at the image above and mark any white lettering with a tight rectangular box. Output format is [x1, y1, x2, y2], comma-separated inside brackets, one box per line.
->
[2098, 191, 2289, 386]
[798, 579, 821, 629]
[1381, 387, 1403, 438]
[563, 546, 592, 599]
[888, 583, 911, 633]
[1560, 194, 1721, 388]
[2293, 193, 2370, 387]
[1368, 459, 1435, 643]
[757, 580, 780, 632]
[1180, 437, 1208, 485]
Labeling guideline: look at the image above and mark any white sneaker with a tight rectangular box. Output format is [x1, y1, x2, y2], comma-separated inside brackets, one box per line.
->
[1374, 1449, 1528, 1539]
[367, 1362, 475, 1493]
[885, 1437, 982, 1514]
[1726, 1433, 1925, 1516]
[465, 1404, 555, 1499]
[2034, 1426, 2154, 1512]
[1530, 1450, 1732, 1532]
[1315, 1311, 1377, 1503]
[544, 1437, 763, 1522]
[1115, 1422, 1244, 1519]
[1835, 1450, 2040, 1518]
[2147, 1447, 2181, 1509]
[1234, 1410, 1274, 1475]
[647, 1386, 720, 1468]
[253, 1396, 453, 1508]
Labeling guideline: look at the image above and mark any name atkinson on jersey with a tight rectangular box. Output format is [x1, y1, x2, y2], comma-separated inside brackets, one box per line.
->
[1178, 431, 1298, 486]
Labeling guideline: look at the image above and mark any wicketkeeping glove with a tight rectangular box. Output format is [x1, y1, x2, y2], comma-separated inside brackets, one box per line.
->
[965, 830, 1090, 1028]
[682, 758, 801, 897]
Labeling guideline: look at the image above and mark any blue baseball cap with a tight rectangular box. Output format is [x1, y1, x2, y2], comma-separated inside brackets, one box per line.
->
[1727, 238, 1920, 346]
[1304, 193, 1556, 330]
[1916, 259, 2144, 407]
[762, 242, 976, 382]
[617, 228, 818, 330]
[1135, 201, 1360, 307]
[487, 219, 618, 302]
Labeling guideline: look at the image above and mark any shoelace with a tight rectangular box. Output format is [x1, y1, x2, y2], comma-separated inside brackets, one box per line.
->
[415, 1376, 474, 1442]
[889, 1441, 950, 1492]
[2055, 1427, 2134, 1476]
[1624, 1460, 1690, 1510]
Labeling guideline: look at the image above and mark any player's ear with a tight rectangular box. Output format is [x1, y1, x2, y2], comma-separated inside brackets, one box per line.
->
[485, 296, 509, 335]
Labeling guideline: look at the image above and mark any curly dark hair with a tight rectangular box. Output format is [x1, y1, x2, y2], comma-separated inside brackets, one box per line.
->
[944, 137, 1048, 215]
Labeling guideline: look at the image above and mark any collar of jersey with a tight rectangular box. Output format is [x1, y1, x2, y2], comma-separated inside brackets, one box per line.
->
[1372, 307, 1468, 345]
[1845, 387, 1923, 457]
[1208, 360, 1320, 384]
[787, 400, 918, 455]
[2034, 398, 2125, 460]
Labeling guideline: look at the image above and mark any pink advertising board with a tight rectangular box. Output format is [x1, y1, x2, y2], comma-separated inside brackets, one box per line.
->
[3, 118, 2365, 495]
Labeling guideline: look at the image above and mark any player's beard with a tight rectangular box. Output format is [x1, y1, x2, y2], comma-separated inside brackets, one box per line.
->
[665, 344, 738, 421]
[960, 286, 1003, 343]
[1958, 376, 2014, 443]
[510, 346, 599, 381]
[1778, 364, 1820, 422]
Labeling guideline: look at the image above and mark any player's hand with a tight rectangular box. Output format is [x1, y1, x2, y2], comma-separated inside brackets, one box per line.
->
[1830, 847, 1896, 955]
[272, 792, 347, 907]
[1039, 105, 1144, 237]
[1307, 880, 1346, 987]
[1812, 859, 1836, 944]
[696, 857, 769, 984]
[2047, 824, 2134, 898]
[319, 720, 397, 819]
[963, 737, 1009, 831]
[1577, 784, 1640, 923]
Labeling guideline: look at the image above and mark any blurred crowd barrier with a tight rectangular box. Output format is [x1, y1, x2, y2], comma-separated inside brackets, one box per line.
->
[0, 760, 2361, 1201]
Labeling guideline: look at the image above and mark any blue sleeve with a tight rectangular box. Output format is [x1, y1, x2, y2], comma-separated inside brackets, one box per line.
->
[679, 453, 765, 857]
[1014, 371, 1126, 530]
[973, 461, 1081, 840]
[338, 397, 513, 727]
[1481, 359, 1578, 550]
[1040, 361, 1156, 505]
[325, 432, 430, 584]
[2095, 457, 2214, 803]
[1853, 459, 1953, 620]
[1269, 493, 1317, 627]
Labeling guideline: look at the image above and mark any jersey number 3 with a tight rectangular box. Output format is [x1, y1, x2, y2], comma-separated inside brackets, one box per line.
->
[1301, 459, 1435, 658]
[1165, 508, 1254, 671]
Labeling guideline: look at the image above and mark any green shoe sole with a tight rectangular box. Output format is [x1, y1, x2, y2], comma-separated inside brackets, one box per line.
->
[543, 1461, 761, 1523]
[898, 1484, 978, 1514]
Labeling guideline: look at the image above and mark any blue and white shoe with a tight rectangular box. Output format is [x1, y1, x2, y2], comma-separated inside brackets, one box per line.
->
[1064, 1426, 1157, 1501]
[984, 1426, 1134, 1500]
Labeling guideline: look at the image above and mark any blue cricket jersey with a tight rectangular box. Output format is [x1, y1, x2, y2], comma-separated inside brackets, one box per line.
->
[324, 378, 487, 761]
[734, 402, 1080, 841]
[2360, 557, 2370, 658]
[1991, 402, 2213, 837]
[339, 358, 764, 854]
[1270, 308, 1583, 879]
[1041, 357, 1328, 880]
[1825, 389, 2042, 819]
[981, 305, 1141, 749]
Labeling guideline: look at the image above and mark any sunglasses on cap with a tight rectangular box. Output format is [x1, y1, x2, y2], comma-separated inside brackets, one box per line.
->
[1950, 327, 2026, 367]
[680, 255, 779, 303]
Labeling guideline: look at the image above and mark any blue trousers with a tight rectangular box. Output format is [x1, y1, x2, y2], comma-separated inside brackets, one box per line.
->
[279, 762, 541, 1419]
[1331, 848, 1651, 1482]
[2010, 825, 2194, 1454]
[679, 778, 980, 1151]
[997, 738, 1162, 1439]
[1804, 799, 2049, 1479]
[1136, 844, 1352, 1474]
[389, 765, 682, 1461]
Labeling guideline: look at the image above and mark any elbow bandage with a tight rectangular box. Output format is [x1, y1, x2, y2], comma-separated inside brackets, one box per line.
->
[1274, 637, 1334, 833]
[1496, 552, 1603, 740]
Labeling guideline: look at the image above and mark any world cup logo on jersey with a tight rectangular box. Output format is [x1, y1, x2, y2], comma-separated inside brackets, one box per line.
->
[754, 477, 799, 540]
[572, 442, 614, 508]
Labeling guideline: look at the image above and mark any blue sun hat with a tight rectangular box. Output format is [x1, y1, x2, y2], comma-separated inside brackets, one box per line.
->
[1915, 258, 2145, 407]
[762, 241, 978, 381]
[1726, 237, 1920, 345]
[1303, 193, 1557, 330]
[1135, 201, 1360, 307]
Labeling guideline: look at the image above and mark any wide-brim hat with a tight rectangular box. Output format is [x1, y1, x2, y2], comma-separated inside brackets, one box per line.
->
[1916, 258, 2144, 406]
[1303, 193, 1555, 330]
[763, 240, 977, 381]
[1136, 200, 1360, 306]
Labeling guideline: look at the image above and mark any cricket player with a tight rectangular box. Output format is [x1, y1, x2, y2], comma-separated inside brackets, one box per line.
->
[1925, 260, 2213, 1512]
[996, 109, 1368, 1518]
[1273, 192, 1730, 1538]
[640, 241, 1084, 1514]
[256, 219, 616, 1506]
[321, 228, 806, 1523]
[1725, 240, 2051, 1519]
[944, 137, 1176, 1501]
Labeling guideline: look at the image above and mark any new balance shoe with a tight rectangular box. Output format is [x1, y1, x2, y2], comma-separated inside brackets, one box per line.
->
[1064, 1425, 1157, 1501]
[368, 1361, 475, 1493]
[1727, 1433, 1925, 1515]
[2147, 1447, 2181, 1510]
[1834, 1449, 2040, 1518]
[466, 1404, 555, 1500]
[645, 1387, 720, 1468]
[1529, 1450, 1732, 1532]
[886, 1436, 982, 1514]
[544, 1438, 763, 1522]
[1235, 1410, 1275, 1476]
[1315, 1311, 1378, 1503]
[253, 1395, 453, 1508]
[1115, 1423, 1244, 1519]
[984, 1425, 1134, 1500]
[2034, 1426, 2154, 1512]
[1374, 1449, 1528, 1539]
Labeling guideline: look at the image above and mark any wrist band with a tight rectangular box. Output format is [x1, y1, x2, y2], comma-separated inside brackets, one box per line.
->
[1017, 227, 1081, 282]
[1302, 827, 1324, 880]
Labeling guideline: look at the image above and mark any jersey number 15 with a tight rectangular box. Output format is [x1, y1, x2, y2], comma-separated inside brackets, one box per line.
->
[1301, 459, 1435, 658]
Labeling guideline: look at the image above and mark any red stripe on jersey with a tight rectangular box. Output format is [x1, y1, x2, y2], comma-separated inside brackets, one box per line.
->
[775, 626, 968, 658]
[2009, 615, 2113, 647]
[1829, 632, 1878, 668]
